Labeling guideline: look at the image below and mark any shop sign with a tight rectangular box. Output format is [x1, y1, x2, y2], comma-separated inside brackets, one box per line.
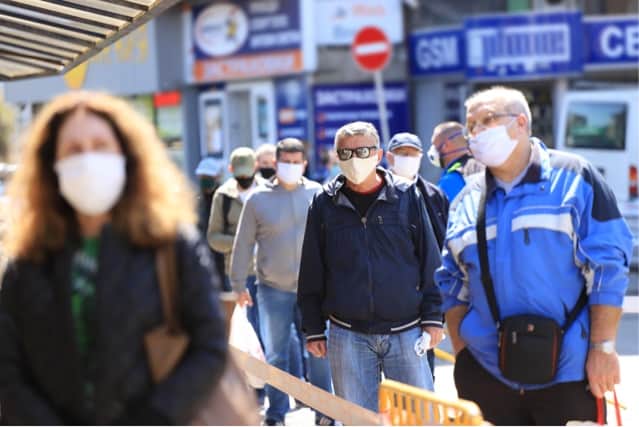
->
[190, 0, 305, 82]
[465, 11, 583, 80]
[312, 82, 409, 172]
[275, 76, 309, 141]
[314, 0, 403, 46]
[584, 16, 639, 69]
[410, 27, 465, 76]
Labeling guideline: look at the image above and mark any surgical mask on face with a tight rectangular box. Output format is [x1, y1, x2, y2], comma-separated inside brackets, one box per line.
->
[469, 120, 518, 167]
[338, 156, 378, 184]
[427, 145, 442, 168]
[55, 152, 126, 216]
[277, 162, 304, 184]
[392, 154, 422, 179]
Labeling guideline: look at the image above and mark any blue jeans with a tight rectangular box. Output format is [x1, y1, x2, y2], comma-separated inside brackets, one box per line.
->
[328, 324, 434, 412]
[257, 284, 333, 422]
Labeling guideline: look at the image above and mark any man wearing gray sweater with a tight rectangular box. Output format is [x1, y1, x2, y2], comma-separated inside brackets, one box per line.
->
[230, 138, 332, 426]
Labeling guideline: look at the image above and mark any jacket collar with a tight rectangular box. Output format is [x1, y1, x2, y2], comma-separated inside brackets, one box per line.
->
[217, 175, 266, 199]
[484, 138, 550, 195]
[324, 167, 401, 206]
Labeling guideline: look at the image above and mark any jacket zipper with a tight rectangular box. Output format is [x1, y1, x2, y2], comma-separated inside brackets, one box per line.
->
[524, 228, 530, 245]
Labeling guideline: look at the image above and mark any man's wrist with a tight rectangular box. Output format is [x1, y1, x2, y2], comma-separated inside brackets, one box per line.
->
[589, 339, 616, 354]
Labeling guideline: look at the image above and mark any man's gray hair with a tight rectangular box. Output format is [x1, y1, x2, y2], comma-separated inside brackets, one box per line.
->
[255, 143, 276, 159]
[334, 121, 380, 149]
[464, 86, 532, 134]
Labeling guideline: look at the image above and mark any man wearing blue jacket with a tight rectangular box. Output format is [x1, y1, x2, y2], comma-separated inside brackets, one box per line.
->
[297, 121, 444, 412]
[436, 86, 633, 425]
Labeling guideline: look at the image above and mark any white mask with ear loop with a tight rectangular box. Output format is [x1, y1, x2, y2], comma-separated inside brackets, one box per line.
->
[55, 152, 126, 215]
[392, 154, 422, 179]
[427, 130, 468, 169]
[469, 118, 518, 167]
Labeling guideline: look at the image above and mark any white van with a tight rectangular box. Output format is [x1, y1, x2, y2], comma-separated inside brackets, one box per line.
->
[556, 89, 638, 267]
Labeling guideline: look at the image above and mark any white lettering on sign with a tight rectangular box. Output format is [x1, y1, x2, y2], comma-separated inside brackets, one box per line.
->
[467, 23, 570, 72]
[415, 36, 459, 69]
[250, 14, 289, 31]
[250, 30, 301, 48]
[599, 24, 639, 59]
[626, 25, 639, 57]
[601, 25, 624, 58]
[315, 88, 406, 107]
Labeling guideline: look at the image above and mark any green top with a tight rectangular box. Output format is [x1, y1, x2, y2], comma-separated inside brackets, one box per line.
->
[71, 237, 99, 407]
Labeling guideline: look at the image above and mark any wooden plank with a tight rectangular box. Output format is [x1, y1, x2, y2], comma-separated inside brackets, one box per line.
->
[59, 0, 180, 74]
[0, 35, 76, 59]
[0, 14, 101, 44]
[41, 0, 137, 21]
[0, 45, 66, 64]
[1, 0, 124, 29]
[0, 53, 60, 71]
[0, 26, 85, 52]
[231, 347, 384, 426]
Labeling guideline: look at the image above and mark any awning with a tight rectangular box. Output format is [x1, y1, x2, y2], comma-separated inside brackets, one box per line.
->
[0, 0, 180, 81]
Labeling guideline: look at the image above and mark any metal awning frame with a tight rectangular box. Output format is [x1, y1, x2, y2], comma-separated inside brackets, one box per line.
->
[0, 0, 181, 81]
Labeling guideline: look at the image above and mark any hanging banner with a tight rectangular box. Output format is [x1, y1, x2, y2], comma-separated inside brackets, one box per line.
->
[312, 82, 409, 175]
[190, 1, 305, 82]
[410, 27, 465, 76]
[584, 15, 639, 69]
[464, 11, 583, 80]
[275, 76, 309, 141]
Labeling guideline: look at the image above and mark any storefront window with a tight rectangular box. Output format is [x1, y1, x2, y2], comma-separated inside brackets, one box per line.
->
[565, 102, 627, 150]
[154, 91, 185, 170]
[127, 95, 155, 124]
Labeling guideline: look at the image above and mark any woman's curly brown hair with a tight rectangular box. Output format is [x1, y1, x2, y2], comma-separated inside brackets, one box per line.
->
[4, 91, 196, 262]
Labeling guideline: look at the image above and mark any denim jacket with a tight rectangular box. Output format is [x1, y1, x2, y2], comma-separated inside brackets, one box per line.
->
[297, 168, 443, 339]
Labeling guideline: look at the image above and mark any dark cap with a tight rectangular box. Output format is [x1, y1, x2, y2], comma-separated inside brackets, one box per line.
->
[387, 132, 423, 152]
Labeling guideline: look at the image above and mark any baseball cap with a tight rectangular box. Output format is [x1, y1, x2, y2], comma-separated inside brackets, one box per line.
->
[230, 147, 256, 177]
[387, 132, 423, 152]
[195, 157, 224, 177]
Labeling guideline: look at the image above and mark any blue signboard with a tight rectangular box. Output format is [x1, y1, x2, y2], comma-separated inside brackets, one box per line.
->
[275, 76, 309, 141]
[584, 16, 639, 68]
[410, 27, 465, 75]
[313, 83, 409, 175]
[464, 12, 583, 80]
[191, 1, 303, 82]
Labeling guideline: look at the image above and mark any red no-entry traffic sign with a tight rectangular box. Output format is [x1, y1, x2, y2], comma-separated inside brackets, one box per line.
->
[352, 26, 392, 72]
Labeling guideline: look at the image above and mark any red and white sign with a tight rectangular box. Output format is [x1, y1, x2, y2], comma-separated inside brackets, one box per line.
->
[351, 26, 392, 72]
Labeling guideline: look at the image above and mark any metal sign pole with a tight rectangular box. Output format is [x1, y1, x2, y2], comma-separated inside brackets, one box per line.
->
[373, 70, 390, 145]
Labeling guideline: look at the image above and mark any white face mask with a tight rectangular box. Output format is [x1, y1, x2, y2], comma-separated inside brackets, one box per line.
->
[338, 156, 378, 184]
[392, 154, 422, 179]
[469, 121, 518, 167]
[427, 145, 442, 168]
[276, 162, 304, 184]
[55, 152, 126, 216]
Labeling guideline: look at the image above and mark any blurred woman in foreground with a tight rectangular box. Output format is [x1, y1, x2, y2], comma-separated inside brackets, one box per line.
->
[0, 91, 227, 425]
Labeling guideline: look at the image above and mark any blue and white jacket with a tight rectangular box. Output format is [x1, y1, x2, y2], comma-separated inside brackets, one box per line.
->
[435, 139, 633, 390]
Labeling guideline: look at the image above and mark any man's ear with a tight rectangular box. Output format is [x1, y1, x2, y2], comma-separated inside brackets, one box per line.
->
[517, 114, 529, 132]
[377, 148, 384, 164]
[303, 160, 309, 170]
[228, 164, 234, 174]
[386, 151, 394, 166]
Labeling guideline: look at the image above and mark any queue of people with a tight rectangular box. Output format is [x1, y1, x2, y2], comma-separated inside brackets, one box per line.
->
[0, 86, 633, 426]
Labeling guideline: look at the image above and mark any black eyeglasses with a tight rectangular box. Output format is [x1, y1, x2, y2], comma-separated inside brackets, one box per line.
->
[336, 146, 378, 161]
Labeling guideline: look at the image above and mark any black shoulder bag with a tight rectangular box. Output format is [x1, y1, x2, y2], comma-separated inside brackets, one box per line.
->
[476, 188, 588, 384]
